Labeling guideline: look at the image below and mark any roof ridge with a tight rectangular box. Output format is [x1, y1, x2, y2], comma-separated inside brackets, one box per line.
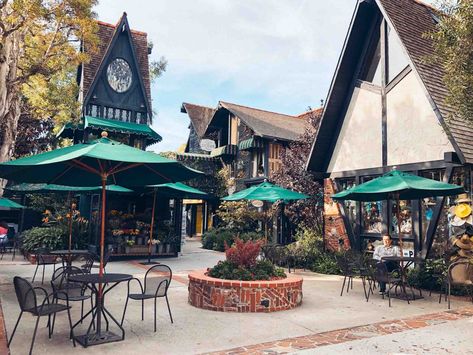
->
[96, 19, 148, 36]
[219, 101, 299, 119]
[297, 107, 323, 117]
[183, 102, 216, 111]
[411, 0, 439, 13]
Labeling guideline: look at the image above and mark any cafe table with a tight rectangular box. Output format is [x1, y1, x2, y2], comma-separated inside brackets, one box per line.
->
[50, 249, 90, 267]
[381, 256, 425, 301]
[69, 273, 132, 347]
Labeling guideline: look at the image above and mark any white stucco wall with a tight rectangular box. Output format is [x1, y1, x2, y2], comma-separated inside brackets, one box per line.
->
[386, 71, 453, 166]
[328, 87, 382, 173]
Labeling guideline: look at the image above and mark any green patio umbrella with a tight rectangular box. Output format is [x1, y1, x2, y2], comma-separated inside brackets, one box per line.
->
[0, 197, 24, 209]
[141, 182, 209, 264]
[6, 183, 134, 252]
[222, 181, 309, 203]
[332, 170, 464, 255]
[222, 181, 309, 240]
[0, 133, 202, 277]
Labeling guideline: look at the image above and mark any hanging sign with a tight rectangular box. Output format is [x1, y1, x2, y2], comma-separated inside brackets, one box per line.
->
[200, 139, 216, 152]
[251, 200, 264, 208]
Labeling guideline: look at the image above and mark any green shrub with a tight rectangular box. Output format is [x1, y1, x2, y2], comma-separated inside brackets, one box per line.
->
[202, 228, 263, 252]
[22, 226, 65, 252]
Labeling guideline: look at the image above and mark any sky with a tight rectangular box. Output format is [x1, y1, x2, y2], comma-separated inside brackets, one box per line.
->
[94, 0, 435, 153]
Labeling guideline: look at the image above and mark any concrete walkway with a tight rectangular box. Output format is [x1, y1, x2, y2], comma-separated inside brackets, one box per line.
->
[0, 239, 471, 354]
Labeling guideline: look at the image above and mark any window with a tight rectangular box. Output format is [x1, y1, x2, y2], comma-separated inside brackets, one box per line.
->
[337, 178, 357, 233]
[361, 176, 383, 234]
[359, 22, 382, 86]
[252, 150, 264, 177]
[268, 143, 282, 175]
[387, 25, 409, 82]
[229, 115, 239, 145]
[390, 199, 412, 237]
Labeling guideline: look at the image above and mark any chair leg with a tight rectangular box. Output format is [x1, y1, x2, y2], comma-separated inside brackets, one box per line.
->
[165, 295, 173, 323]
[154, 298, 157, 332]
[32, 264, 39, 283]
[41, 264, 45, 285]
[387, 284, 391, 307]
[120, 296, 129, 326]
[448, 282, 451, 309]
[66, 307, 76, 347]
[340, 275, 347, 296]
[141, 299, 144, 321]
[7, 311, 23, 346]
[30, 316, 41, 355]
[81, 300, 84, 323]
[361, 277, 369, 302]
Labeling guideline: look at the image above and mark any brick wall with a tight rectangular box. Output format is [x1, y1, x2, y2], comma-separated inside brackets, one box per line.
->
[188, 271, 303, 312]
[0, 299, 9, 354]
[324, 179, 351, 252]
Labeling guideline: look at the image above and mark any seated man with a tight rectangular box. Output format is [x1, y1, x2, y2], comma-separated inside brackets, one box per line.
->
[0, 222, 8, 252]
[373, 234, 400, 294]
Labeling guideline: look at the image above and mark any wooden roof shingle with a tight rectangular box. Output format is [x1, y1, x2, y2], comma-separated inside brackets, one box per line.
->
[181, 103, 217, 138]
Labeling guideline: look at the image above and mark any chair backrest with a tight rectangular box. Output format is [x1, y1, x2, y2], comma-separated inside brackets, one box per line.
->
[13, 276, 37, 312]
[144, 265, 172, 296]
[448, 260, 473, 285]
[374, 262, 389, 282]
[82, 253, 95, 273]
[51, 266, 84, 292]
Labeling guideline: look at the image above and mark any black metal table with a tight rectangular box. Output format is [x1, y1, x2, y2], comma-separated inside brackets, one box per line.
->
[381, 256, 424, 301]
[69, 273, 132, 347]
[51, 249, 90, 267]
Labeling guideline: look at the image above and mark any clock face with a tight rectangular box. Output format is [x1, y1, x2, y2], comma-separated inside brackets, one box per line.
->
[107, 58, 133, 93]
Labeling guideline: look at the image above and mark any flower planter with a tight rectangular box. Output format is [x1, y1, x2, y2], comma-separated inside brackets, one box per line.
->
[188, 270, 303, 312]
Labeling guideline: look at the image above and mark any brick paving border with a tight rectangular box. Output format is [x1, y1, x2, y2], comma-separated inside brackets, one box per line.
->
[204, 307, 473, 354]
[0, 298, 10, 355]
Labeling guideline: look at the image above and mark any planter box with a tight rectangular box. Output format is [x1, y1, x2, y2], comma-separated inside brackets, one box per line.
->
[188, 270, 303, 313]
[125, 245, 149, 254]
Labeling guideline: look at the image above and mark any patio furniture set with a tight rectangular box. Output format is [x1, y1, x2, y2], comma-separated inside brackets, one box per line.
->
[7, 251, 174, 354]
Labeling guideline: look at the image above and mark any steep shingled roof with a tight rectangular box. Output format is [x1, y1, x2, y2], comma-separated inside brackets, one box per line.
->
[181, 103, 217, 138]
[81, 16, 151, 107]
[218, 101, 307, 141]
[378, 0, 473, 163]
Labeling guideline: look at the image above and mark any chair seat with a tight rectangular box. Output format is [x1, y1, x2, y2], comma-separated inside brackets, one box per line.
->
[129, 291, 165, 300]
[29, 303, 70, 316]
[56, 291, 90, 302]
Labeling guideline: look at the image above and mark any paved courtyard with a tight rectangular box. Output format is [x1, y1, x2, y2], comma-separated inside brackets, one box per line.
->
[1, 239, 472, 354]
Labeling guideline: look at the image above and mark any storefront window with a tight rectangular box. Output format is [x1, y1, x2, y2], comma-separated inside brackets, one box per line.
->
[360, 176, 383, 234]
[337, 178, 357, 232]
[390, 199, 412, 237]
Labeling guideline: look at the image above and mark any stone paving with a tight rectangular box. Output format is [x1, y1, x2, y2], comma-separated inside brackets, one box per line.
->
[0, 239, 472, 354]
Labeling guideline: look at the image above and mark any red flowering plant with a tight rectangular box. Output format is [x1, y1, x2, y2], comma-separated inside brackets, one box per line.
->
[207, 237, 286, 281]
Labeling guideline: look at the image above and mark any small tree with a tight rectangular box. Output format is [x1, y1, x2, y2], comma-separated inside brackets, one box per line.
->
[428, 0, 473, 124]
[272, 107, 324, 233]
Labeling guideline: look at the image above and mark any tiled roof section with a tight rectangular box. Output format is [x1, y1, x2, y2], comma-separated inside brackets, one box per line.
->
[297, 107, 323, 120]
[219, 101, 308, 141]
[181, 103, 217, 138]
[378, 0, 473, 163]
[82, 18, 151, 107]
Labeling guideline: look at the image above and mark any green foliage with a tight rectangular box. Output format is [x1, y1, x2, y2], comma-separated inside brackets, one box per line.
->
[21, 226, 64, 252]
[202, 227, 264, 252]
[208, 260, 286, 281]
[287, 227, 340, 274]
[428, 0, 473, 124]
[216, 201, 262, 233]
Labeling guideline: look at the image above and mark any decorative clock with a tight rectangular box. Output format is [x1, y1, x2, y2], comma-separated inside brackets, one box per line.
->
[107, 58, 133, 93]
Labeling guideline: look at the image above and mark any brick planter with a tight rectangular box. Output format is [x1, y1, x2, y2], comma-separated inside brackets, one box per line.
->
[188, 270, 303, 312]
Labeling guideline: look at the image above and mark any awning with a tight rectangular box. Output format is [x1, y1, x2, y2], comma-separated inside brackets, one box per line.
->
[238, 137, 263, 150]
[210, 144, 238, 157]
[176, 153, 216, 161]
[57, 116, 162, 146]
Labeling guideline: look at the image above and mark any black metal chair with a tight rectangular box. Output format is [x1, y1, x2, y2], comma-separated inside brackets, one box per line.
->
[447, 260, 473, 309]
[51, 266, 92, 322]
[80, 253, 96, 274]
[0, 230, 18, 261]
[374, 262, 403, 307]
[335, 252, 362, 297]
[32, 248, 60, 284]
[88, 251, 111, 273]
[8, 276, 75, 355]
[121, 264, 173, 332]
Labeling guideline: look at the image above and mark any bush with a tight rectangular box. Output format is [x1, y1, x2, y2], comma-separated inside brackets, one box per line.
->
[225, 238, 262, 268]
[202, 227, 264, 252]
[208, 260, 286, 281]
[22, 226, 65, 252]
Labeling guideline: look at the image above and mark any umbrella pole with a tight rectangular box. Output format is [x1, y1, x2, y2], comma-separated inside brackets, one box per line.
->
[68, 191, 73, 254]
[100, 177, 107, 277]
[141, 189, 159, 265]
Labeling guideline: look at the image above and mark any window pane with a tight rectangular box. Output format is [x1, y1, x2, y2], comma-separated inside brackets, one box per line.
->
[387, 25, 409, 82]
[391, 199, 412, 236]
[363, 201, 383, 233]
[338, 179, 357, 233]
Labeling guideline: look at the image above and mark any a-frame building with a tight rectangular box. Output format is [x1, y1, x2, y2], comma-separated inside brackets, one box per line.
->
[307, 0, 472, 258]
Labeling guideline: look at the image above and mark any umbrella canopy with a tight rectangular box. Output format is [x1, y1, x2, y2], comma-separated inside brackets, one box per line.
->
[6, 183, 134, 194]
[0, 197, 24, 209]
[222, 181, 309, 203]
[0, 136, 201, 187]
[331, 170, 464, 201]
[150, 182, 209, 199]
[0, 133, 202, 279]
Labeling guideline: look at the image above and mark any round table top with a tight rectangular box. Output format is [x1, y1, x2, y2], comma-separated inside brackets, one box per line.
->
[50, 250, 90, 255]
[69, 273, 132, 284]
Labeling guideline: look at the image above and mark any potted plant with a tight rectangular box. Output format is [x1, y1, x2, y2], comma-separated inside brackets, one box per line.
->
[125, 239, 135, 254]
